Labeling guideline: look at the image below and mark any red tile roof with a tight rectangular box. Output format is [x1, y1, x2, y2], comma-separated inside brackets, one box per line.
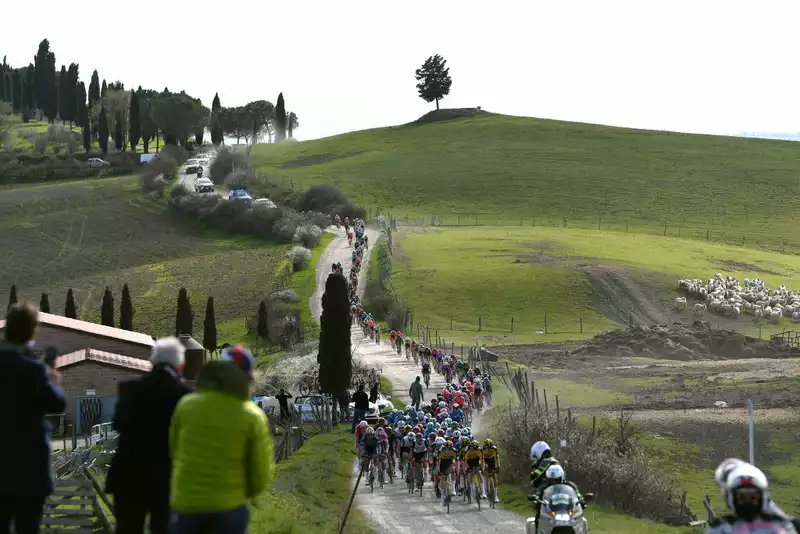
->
[0, 312, 154, 347]
[56, 348, 153, 372]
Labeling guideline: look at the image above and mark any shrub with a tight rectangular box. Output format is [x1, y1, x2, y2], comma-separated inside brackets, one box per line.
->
[224, 169, 251, 190]
[293, 224, 322, 248]
[210, 147, 247, 184]
[274, 209, 304, 243]
[287, 246, 312, 272]
[296, 185, 365, 219]
[170, 181, 191, 199]
[492, 407, 683, 521]
[141, 151, 178, 196]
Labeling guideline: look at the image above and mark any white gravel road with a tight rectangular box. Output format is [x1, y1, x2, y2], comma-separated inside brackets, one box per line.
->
[311, 227, 524, 533]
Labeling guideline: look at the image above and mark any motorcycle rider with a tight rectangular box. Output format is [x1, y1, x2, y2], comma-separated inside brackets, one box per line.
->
[530, 441, 560, 492]
[531, 464, 586, 529]
[706, 461, 800, 534]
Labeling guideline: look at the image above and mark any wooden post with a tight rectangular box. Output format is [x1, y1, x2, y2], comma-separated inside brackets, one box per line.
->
[478, 316, 482, 331]
[435, 329, 438, 346]
[511, 316, 514, 332]
[543, 389, 549, 411]
[592, 415, 596, 437]
[450, 316, 453, 330]
[563, 216, 567, 227]
[567, 408, 572, 423]
[706, 229, 710, 241]
[597, 217, 601, 230]
[556, 395, 560, 420]
[535, 389, 539, 406]
[663, 225, 667, 236]
[475, 215, 478, 225]
[451, 342, 455, 354]
[530, 378, 535, 406]
[579, 317, 583, 333]
[544, 312, 548, 334]
[626, 223, 628, 233]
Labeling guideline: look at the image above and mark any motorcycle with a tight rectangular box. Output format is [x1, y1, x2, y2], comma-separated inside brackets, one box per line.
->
[526, 484, 593, 534]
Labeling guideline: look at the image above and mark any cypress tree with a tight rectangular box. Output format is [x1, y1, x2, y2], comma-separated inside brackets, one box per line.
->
[0, 56, 6, 102]
[11, 69, 22, 113]
[78, 82, 90, 153]
[317, 272, 352, 412]
[65, 63, 79, 128]
[98, 105, 109, 154]
[114, 111, 124, 152]
[100, 287, 115, 327]
[257, 301, 269, 341]
[24, 66, 35, 118]
[57, 65, 67, 124]
[129, 90, 140, 151]
[65, 288, 77, 319]
[274, 92, 286, 142]
[210, 92, 223, 146]
[101, 79, 107, 98]
[175, 287, 193, 336]
[39, 293, 51, 313]
[120, 284, 134, 331]
[8, 284, 18, 311]
[203, 296, 217, 354]
[88, 70, 100, 108]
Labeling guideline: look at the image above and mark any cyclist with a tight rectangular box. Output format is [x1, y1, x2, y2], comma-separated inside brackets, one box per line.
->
[421, 360, 431, 386]
[464, 439, 486, 499]
[482, 438, 500, 503]
[473, 377, 484, 410]
[411, 433, 429, 488]
[354, 420, 369, 457]
[449, 404, 465, 425]
[360, 427, 380, 485]
[437, 438, 458, 503]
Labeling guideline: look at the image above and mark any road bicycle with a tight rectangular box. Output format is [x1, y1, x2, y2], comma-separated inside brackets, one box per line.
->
[485, 466, 498, 509]
[439, 470, 453, 514]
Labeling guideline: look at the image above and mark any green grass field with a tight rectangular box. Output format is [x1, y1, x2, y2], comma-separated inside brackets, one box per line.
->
[251, 426, 372, 534]
[252, 111, 800, 252]
[391, 226, 800, 345]
[0, 175, 289, 338]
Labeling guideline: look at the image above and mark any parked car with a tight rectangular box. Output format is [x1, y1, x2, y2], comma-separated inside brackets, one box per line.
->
[252, 197, 277, 208]
[294, 394, 337, 423]
[196, 157, 210, 166]
[87, 158, 110, 169]
[194, 178, 215, 193]
[140, 154, 156, 164]
[228, 189, 252, 201]
[252, 395, 280, 415]
[347, 397, 380, 423]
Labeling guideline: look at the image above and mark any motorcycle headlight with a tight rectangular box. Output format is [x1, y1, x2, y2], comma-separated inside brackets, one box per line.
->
[554, 512, 572, 522]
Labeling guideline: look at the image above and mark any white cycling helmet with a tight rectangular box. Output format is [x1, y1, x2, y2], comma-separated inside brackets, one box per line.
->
[359, 420, 368, 429]
[530, 441, 551, 462]
[435, 437, 446, 446]
[725, 463, 769, 513]
[545, 464, 565, 484]
[715, 458, 746, 489]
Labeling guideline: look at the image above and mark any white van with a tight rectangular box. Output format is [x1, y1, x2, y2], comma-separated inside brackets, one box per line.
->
[140, 154, 157, 164]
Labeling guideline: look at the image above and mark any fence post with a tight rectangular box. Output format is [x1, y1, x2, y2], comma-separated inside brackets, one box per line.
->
[597, 217, 601, 230]
[579, 317, 583, 333]
[475, 215, 478, 225]
[478, 316, 482, 331]
[664, 225, 667, 236]
[556, 395, 560, 420]
[563, 217, 567, 227]
[450, 316, 453, 330]
[544, 312, 548, 334]
[511, 316, 514, 332]
[451, 342, 455, 354]
[591, 415, 597, 438]
[706, 229, 710, 241]
[435, 329, 439, 347]
[626, 223, 628, 233]
[543, 389, 549, 411]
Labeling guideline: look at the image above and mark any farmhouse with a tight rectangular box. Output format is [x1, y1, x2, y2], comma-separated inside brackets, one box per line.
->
[0, 312, 156, 432]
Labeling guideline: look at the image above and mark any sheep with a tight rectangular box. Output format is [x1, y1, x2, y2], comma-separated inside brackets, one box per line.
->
[693, 303, 707, 317]
[769, 311, 782, 324]
[755, 308, 764, 320]
[793, 311, 800, 323]
[675, 297, 688, 311]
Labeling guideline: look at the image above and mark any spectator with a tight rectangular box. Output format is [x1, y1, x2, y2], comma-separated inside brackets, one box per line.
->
[276, 388, 292, 421]
[170, 345, 274, 534]
[409, 376, 424, 410]
[369, 382, 379, 404]
[351, 384, 369, 434]
[106, 337, 191, 534]
[0, 302, 65, 534]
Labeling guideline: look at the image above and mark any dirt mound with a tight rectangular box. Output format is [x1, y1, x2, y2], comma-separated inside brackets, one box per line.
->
[573, 321, 785, 361]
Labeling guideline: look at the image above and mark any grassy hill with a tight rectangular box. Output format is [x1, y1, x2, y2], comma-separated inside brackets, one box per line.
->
[252, 112, 800, 252]
[0, 176, 288, 339]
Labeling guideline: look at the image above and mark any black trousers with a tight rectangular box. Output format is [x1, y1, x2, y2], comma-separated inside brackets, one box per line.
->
[0, 495, 45, 534]
[114, 491, 170, 534]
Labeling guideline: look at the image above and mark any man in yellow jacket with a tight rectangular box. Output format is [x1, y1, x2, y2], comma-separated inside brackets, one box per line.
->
[170, 345, 275, 533]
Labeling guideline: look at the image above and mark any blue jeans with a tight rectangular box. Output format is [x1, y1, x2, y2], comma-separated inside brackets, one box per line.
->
[172, 505, 249, 534]
[352, 410, 366, 434]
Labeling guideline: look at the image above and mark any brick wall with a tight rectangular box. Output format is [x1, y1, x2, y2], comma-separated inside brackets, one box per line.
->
[60, 361, 147, 423]
[35, 325, 151, 360]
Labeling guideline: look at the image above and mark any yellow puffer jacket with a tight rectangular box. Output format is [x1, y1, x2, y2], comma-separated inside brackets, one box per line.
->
[170, 361, 275, 513]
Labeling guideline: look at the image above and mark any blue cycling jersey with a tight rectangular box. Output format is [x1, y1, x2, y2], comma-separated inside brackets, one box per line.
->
[450, 410, 464, 422]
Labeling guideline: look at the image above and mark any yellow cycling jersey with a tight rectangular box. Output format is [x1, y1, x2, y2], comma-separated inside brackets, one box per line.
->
[438, 447, 458, 461]
[463, 448, 483, 461]
[483, 447, 498, 460]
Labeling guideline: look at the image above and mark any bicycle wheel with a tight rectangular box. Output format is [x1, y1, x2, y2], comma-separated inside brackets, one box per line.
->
[475, 480, 481, 510]
[489, 484, 496, 509]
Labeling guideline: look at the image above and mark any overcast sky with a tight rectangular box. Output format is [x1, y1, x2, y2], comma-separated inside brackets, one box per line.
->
[2, 1, 799, 140]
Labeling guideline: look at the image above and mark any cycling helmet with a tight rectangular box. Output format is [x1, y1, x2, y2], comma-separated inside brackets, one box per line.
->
[407, 432, 416, 440]
[471, 440, 480, 448]
[449, 437, 457, 444]
[453, 430, 462, 440]
[715, 458, 746, 489]
[375, 427, 386, 437]
[438, 429, 445, 437]
[435, 437, 446, 446]
[725, 463, 770, 520]
[426, 422, 435, 431]
[366, 427, 375, 435]
[530, 441, 551, 462]
[484, 439, 494, 448]
[444, 418, 452, 426]
[545, 464, 565, 484]
[463, 427, 471, 436]
[438, 401, 447, 408]
[404, 424, 412, 432]
[359, 420, 368, 429]
[403, 415, 411, 422]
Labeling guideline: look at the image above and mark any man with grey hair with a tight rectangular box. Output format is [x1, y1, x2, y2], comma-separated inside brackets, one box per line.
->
[107, 337, 191, 534]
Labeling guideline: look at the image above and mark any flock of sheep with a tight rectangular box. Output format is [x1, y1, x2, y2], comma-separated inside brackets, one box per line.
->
[676, 274, 800, 324]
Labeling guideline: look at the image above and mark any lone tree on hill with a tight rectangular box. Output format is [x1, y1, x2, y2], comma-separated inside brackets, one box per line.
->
[120, 284, 134, 331]
[257, 301, 269, 342]
[101, 286, 115, 327]
[415, 54, 452, 110]
[65, 288, 77, 319]
[8, 285, 18, 311]
[317, 272, 352, 413]
[175, 287, 193, 336]
[203, 297, 217, 356]
[39, 293, 51, 313]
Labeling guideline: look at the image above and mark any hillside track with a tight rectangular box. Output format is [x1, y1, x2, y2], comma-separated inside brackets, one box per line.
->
[311, 227, 524, 533]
